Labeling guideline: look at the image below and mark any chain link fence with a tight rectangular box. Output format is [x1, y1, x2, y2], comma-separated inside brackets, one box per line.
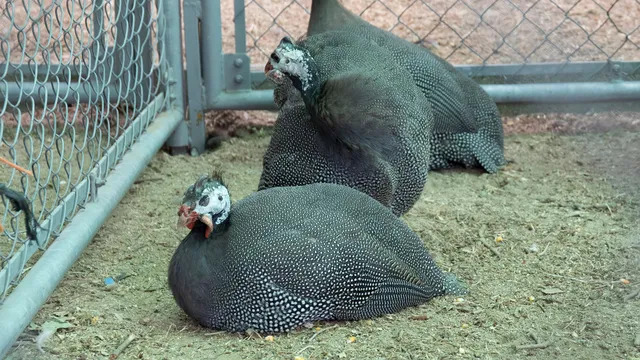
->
[238, 0, 640, 78]
[0, 0, 171, 304]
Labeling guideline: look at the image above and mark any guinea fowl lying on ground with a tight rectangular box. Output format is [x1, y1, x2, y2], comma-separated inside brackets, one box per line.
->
[168, 173, 465, 333]
[307, 0, 506, 173]
[259, 35, 434, 216]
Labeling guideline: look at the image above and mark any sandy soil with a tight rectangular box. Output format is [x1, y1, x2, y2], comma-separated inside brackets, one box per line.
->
[5, 128, 640, 360]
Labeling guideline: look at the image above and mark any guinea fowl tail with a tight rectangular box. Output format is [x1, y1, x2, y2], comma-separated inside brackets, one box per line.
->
[471, 130, 507, 174]
[313, 72, 400, 159]
[443, 272, 468, 296]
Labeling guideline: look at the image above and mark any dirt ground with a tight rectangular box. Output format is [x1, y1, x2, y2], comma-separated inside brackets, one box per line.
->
[6, 122, 640, 359]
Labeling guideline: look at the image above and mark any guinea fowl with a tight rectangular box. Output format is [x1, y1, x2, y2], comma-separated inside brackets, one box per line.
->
[307, 0, 506, 173]
[168, 173, 465, 333]
[260, 35, 434, 216]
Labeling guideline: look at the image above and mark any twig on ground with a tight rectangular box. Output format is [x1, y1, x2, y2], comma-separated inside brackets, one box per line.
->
[477, 225, 501, 258]
[296, 345, 315, 355]
[479, 238, 502, 258]
[545, 273, 607, 284]
[623, 288, 640, 301]
[134, 177, 163, 185]
[110, 334, 136, 359]
[515, 341, 551, 350]
[539, 242, 551, 256]
[529, 332, 540, 344]
[308, 324, 338, 342]
[204, 331, 226, 336]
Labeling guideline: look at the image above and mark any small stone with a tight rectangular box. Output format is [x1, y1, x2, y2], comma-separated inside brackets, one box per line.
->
[459, 347, 466, 354]
[527, 243, 539, 253]
[139, 317, 152, 326]
[347, 336, 356, 343]
[264, 335, 274, 342]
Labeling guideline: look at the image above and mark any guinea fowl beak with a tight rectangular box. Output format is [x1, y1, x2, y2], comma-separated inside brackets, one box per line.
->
[177, 204, 196, 229]
[177, 204, 214, 237]
[264, 61, 285, 84]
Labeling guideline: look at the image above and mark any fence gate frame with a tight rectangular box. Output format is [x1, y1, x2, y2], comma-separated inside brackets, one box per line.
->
[0, 0, 185, 356]
[180, 0, 640, 154]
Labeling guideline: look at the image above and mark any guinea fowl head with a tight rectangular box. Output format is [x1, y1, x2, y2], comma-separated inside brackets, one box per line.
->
[265, 36, 319, 97]
[177, 172, 230, 238]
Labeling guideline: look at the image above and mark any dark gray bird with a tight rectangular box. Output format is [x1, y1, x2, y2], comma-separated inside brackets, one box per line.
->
[168, 174, 465, 333]
[0, 183, 40, 242]
[259, 35, 434, 216]
[307, 0, 506, 173]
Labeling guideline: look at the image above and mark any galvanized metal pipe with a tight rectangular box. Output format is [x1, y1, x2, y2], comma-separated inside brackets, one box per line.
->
[233, 0, 247, 54]
[2, 82, 121, 105]
[162, 0, 188, 149]
[209, 90, 278, 110]
[207, 81, 640, 111]
[484, 81, 640, 103]
[0, 108, 183, 359]
[201, 0, 224, 103]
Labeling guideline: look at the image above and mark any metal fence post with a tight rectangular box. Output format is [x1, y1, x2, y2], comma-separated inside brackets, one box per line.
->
[181, 0, 207, 155]
[164, 0, 188, 154]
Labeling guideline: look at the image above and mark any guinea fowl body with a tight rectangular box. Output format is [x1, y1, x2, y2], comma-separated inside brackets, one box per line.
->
[307, 0, 506, 173]
[259, 34, 434, 216]
[168, 181, 463, 333]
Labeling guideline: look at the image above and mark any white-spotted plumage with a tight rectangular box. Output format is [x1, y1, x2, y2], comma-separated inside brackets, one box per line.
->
[168, 178, 465, 333]
[307, 0, 506, 173]
[260, 33, 434, 216]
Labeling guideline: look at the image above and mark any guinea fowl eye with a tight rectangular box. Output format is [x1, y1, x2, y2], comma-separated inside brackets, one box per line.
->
[199, 195, 209, 207]
[218, 195, 223, 201]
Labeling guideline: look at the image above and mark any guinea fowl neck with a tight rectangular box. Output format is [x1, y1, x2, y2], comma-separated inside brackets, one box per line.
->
[168, 220, 228, 326]
[292, 61, 321, 117]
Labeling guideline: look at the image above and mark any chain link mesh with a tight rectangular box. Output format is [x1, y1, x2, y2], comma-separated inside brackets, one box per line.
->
[0, 0, 168, 300]
[240, 0, 640, 72]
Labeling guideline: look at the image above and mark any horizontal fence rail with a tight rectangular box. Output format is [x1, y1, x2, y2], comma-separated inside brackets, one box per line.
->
[0, 0, 185, 356]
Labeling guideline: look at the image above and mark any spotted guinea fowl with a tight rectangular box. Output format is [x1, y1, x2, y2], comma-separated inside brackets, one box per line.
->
[168, 173, 465, 332]
[307, 0, 506, 173]
[259, 35, 434, 216]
